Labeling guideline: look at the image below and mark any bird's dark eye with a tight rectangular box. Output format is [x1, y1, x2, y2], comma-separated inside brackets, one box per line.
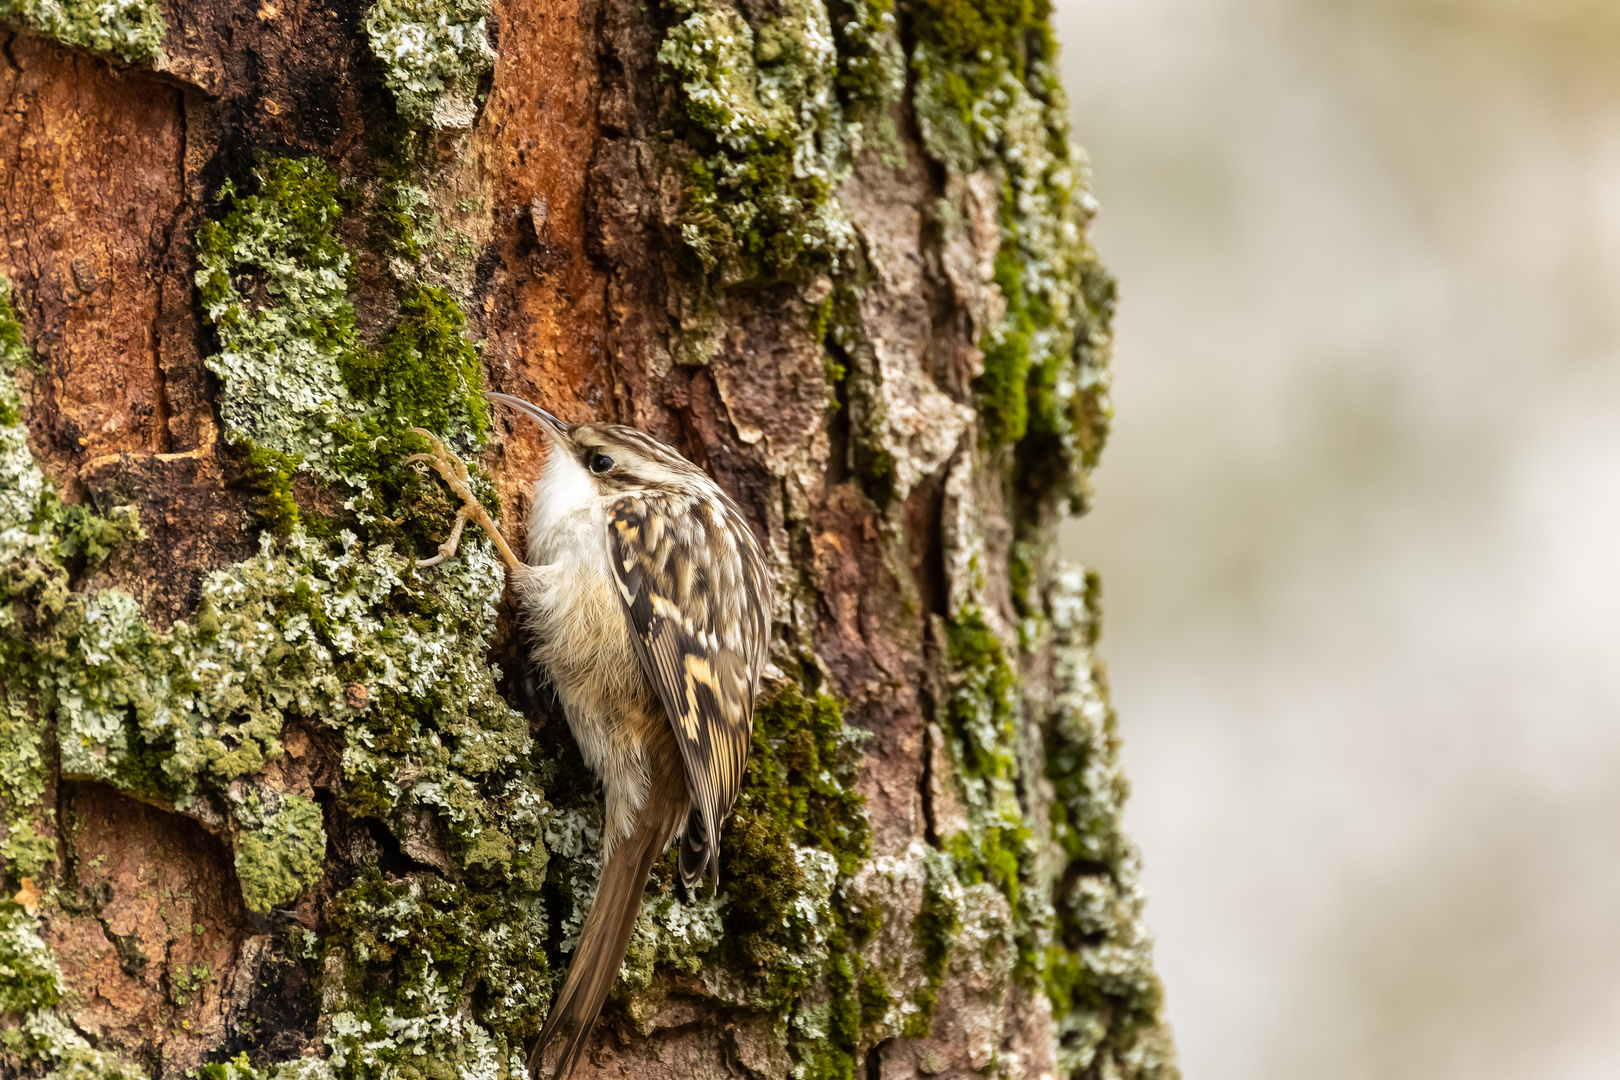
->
[589, 453, 615, 474]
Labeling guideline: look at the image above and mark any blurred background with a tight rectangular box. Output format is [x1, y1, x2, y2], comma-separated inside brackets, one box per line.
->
[1053, 1, 1620, 1077]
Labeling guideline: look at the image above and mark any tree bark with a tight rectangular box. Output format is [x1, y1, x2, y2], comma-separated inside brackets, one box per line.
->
[0, 0, 1177, 1077]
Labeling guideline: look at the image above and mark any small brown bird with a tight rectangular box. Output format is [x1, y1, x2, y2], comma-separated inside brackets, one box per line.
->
[407, 393, 772, 1078]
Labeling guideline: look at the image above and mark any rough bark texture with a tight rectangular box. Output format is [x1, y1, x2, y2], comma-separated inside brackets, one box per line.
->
[0, 0, 1177, 1078]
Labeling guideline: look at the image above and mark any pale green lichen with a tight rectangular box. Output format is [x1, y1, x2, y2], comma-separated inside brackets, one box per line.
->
[3, 170, 556, 1072]
[363, 0, 496, 129]
[904, 843, 964, 1038]
[879, 10, 1167, 1063]
[194, 160, 365, 492]
[0, 704, 52, 879]
[195, 157, 489, 524]
[1042, 566, 1176, 1078]
[234, 791, 327, 914]
[622, 884, 726, 991]
[659, 0, 857, 290]
[0, 0, 164, 63]
[0, 290, 53, 875]
[184, 156, 565, 1071]
[1, 276, 137, 892]
[10, 1010, 147, 1079]
[200, 1054, 337, 1080]
[39, 525, 518, 881]
[0, 906, 61, 1018]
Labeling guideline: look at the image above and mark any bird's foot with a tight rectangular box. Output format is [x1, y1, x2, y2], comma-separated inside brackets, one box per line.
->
[405, 428, 523, 572]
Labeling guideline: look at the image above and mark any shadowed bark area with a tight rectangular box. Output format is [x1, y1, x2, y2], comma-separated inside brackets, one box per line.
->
[0, 0, 1177, 1077]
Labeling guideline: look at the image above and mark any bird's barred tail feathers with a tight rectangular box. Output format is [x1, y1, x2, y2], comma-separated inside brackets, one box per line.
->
[528, 773, 685, 1079]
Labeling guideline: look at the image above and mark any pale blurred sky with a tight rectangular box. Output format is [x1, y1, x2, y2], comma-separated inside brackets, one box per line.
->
[1055, 2, 1620, 1077]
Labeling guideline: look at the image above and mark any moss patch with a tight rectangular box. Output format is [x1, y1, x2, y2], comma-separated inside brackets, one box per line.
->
[196, 157, 491, 532]
[828, 0, 904, 110]
[903, 844, 962, 1039]
[658, 0, 857, 292]
[934, 605, 1050, 985]
[906, 0, 1116, 511]
[720, 685, 866, 988]
[632, 681, 870, 1077]
[339, 285, 488, 443]
[322, 864, 552, 1070]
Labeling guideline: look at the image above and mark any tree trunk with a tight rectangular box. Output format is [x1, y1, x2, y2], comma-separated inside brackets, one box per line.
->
[0, 0, 1177, 1076]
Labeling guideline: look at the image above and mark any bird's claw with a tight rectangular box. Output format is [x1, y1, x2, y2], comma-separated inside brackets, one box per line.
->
[405, 427, 523, 573]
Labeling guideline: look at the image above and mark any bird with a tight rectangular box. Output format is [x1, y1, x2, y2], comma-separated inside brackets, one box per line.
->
[405, 392, 773, 1078]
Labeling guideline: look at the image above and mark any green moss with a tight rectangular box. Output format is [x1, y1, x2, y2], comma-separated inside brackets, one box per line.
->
[827, 0, 903, 109]
[197, 1052, 263, 1080]
[907, 0, 1054, 172]
[364, 0, 496, 128]
[242, 445, 304, 537]
[0, 0, 164, 63]
[0, 280, 27, 428]
[976, 209, 1036, 447]
[945, 825, 1026, 913]
[904, 0, 1116, 509]
[375, 182, 430, 265]
[943, 607, 1019, 783]
[903, 845, 962, 1039]
[720, 685, 869, 992]
[339, 286, 488, 443]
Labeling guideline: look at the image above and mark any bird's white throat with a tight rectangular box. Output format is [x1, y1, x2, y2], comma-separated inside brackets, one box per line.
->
[527, 441, 597, 563]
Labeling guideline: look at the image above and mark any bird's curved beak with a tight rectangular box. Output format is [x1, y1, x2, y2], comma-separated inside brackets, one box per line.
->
[486, 392, 570, 441]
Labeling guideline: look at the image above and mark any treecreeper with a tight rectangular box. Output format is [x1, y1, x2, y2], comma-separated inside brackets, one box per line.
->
[408, 392, 774, 1079]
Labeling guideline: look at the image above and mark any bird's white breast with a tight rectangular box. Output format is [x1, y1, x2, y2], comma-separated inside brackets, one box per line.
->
[518, 442, 651, 853]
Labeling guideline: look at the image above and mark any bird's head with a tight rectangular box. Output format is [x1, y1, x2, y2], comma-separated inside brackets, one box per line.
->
[486, 392, 706, 499]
